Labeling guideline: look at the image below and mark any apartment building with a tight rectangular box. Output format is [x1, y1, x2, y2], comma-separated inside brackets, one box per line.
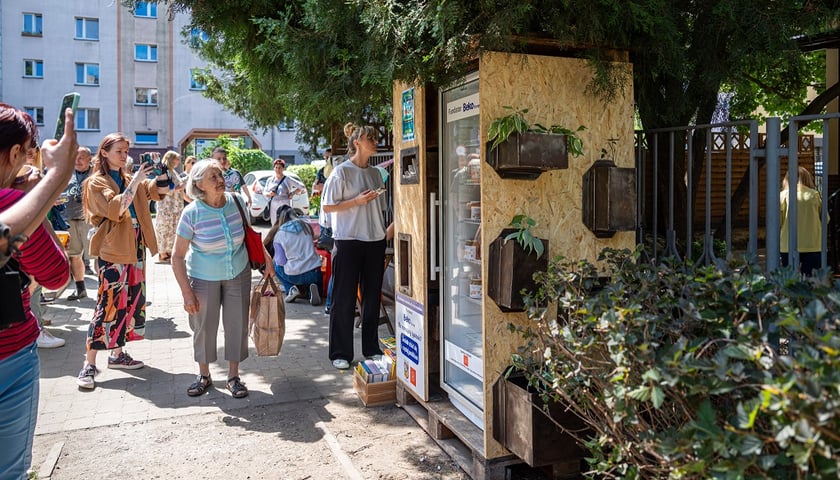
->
[1, 0, 305, 163]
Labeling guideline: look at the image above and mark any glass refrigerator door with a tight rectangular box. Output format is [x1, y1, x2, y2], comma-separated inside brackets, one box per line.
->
[440, 75, 484, 428]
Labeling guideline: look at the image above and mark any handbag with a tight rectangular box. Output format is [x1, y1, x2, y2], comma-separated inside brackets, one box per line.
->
[233, 196, 265, 270]
[316, 226, 334, 251]
[249, 276, 286, 356]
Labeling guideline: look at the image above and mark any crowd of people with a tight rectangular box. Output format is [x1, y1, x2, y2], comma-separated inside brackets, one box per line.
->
[0, 103, 397, 479]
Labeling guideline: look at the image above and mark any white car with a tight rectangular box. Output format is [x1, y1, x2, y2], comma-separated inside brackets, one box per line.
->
[243, 170, 309, 223]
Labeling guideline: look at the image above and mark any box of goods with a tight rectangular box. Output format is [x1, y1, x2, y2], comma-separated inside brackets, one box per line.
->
[353, 368, 396, 407]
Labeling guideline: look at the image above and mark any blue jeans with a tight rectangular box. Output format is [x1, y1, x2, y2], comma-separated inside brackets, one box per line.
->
[275, 264, 323, 299]
[0, 341, 39, 480]
[325, 276, 334, 309]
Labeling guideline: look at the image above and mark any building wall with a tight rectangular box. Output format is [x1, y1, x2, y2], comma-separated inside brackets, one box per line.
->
[1, 1, 307, 163]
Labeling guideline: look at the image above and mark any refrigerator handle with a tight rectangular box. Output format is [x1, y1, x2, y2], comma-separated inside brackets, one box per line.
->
[430, 192, 439, 281]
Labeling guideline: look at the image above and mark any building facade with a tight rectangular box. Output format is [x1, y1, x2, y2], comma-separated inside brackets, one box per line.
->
[1, 0, 305, 163]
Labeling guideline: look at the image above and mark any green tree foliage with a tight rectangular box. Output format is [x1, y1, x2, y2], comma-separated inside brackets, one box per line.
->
[142, 0, 392, 150]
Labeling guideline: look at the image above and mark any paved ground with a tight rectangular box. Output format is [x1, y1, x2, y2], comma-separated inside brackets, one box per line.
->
[30, 254, 469, 480]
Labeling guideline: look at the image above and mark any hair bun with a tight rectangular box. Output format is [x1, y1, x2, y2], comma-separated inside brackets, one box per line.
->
[343, 122, 356, 139]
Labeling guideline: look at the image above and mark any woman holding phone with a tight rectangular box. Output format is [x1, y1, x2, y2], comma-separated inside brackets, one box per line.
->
[0, 103, 76, 479]
[321, 123, 388, 370]
[77, 134, 170, 390]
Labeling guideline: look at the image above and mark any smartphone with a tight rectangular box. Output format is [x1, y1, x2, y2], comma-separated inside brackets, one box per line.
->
[140, 153, 163, 177]
[54, 92, 81, 139]
[375, 187, 387, 196]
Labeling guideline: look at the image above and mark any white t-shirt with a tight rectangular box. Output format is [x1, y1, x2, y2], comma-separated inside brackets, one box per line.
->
[322, 160, 386, 241]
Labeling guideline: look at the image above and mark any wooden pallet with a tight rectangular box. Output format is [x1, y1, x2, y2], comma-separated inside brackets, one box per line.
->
[396, 382, 521, 480]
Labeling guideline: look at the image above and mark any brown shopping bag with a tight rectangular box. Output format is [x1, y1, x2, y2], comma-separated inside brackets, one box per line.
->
[249, 276, 286, 356]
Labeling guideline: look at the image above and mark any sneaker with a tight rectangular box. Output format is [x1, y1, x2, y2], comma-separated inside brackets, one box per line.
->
[332, 359, 350, 370]
[77, 364, 99, 389]
[309, 284, 321, 306]
[37, 330, 65, 349]
[39, 294, 55, 304]
[108, 352, 144, 370]
[67, 290, 88, 301]
[324, 305, 331, 314]
[84, 266, 95, 276]
[284, 286, 300, 303]
[365, 354, 384, 362]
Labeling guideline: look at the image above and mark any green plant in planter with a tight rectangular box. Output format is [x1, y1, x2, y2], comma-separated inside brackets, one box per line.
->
[504, 214, 544, 259]
[487, 106, 585, 157]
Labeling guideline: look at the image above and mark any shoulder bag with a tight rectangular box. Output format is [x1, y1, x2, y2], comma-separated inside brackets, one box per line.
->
[233, 195, 266, 270]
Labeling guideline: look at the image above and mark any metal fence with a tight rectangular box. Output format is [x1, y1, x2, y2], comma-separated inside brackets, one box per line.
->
[635, 114, 839, 273]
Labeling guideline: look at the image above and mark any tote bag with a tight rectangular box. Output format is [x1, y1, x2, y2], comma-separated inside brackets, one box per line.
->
[249, 276, 286, 356]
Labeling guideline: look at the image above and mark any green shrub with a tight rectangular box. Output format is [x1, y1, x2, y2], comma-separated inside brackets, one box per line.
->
[236, 149, 272, 174]
[512, 248, 840, 479]
[287, 164, 317, 192]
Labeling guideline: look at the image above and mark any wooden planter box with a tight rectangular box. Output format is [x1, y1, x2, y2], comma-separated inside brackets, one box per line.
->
[353, 369, 397, 407]
[487, 229, 548, 312]
[492, 370, 585, 467]
[486, 132, 569, 180]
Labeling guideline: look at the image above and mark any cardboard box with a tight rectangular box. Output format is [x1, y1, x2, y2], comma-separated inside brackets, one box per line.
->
[353, 368, 396, 407]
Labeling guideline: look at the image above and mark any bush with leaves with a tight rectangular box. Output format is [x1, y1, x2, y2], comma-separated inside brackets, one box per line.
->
[512, 247, 840, 479]
[235, 149, 272, 174]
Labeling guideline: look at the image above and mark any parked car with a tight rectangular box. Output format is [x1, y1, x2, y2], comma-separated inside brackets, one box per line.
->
[243, 170, 310, 223]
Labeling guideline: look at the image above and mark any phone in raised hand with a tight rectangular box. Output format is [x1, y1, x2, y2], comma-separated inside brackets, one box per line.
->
[374, 187, 387, 196]
[54, 92, 81, 139]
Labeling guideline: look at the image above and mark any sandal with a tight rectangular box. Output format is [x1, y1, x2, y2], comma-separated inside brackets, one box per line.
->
[226, 376, 248, 398]
[187, 374, 212, 397]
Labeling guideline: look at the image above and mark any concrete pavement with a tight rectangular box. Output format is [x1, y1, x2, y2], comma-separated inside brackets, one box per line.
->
[31, 256, 467, 479]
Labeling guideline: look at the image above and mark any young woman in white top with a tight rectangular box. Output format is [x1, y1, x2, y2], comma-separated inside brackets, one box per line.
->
[321, 123, 387, 370]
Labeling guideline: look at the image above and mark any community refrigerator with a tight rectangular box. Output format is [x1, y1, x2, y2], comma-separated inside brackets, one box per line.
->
[391, 51, 636, 478]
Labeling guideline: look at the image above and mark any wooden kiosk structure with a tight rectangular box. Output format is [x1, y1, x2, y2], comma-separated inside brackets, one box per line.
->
[390, 51, 635, 478]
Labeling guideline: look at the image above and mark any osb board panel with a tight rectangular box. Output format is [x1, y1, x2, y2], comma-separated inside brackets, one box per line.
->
[393, 81, 428, 300]
[478, 51, 635, 458]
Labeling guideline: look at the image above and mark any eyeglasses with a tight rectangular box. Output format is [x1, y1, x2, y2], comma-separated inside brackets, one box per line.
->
[274, 164, 284, 168]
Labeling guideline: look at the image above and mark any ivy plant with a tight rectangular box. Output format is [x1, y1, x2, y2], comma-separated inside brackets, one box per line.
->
[511, 248, 840, 479]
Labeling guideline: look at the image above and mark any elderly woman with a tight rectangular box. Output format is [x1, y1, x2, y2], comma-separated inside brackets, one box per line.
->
[172, 159, 274, 399]
[153, 150, 185, 263]
[0, 103, 76, 478]
[78, 134, 169, 389]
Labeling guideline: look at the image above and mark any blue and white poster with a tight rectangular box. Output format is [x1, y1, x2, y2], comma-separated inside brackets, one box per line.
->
[395, 293, 425, 399]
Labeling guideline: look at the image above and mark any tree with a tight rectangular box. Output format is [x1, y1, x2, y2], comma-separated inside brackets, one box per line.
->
[143, 1, 840, 188]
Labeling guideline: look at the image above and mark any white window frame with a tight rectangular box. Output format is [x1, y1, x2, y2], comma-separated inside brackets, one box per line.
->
[22, 13, 43, 36]
[134, 44, 158, 62]
[134, 88, 158, 106]
[75, 63, 100, 86]
[76, 108, 100, 131]
[133, 2, 157, 18]
[75, 17, 99, 41]
[23, 59, 44, 78]
[24, 107, 44, 126]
